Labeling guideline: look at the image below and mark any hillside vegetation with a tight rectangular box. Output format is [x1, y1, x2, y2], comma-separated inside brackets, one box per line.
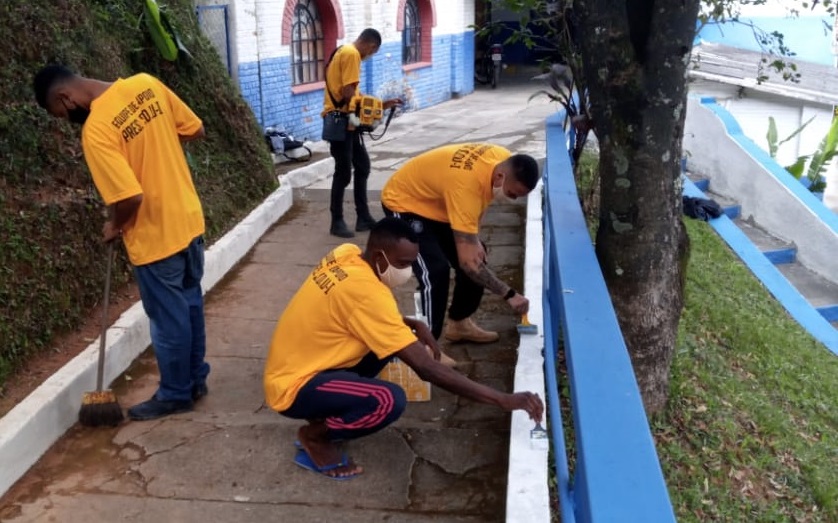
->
[0, 0, 277, 388]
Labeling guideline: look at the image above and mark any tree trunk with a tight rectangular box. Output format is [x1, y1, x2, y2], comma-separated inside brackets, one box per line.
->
[574, 0, 700, 414]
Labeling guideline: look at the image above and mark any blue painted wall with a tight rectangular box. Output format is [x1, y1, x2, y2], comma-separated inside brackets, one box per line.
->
[696, 16, 835, 65]
[237, 31, 475, 142]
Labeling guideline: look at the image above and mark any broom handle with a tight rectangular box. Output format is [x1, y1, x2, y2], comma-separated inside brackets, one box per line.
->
[96, 241, 114, 392]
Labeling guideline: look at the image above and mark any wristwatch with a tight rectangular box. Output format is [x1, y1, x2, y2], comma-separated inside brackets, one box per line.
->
[504, 288, 516, 300]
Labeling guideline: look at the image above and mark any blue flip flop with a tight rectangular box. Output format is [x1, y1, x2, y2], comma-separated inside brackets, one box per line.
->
[293, 448, 360, 481]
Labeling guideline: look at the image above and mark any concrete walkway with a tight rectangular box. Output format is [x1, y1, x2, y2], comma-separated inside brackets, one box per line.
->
[0, 73, 554, 522]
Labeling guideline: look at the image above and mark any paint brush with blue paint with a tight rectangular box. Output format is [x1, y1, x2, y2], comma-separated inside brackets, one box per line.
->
[517, 313, 539, 335]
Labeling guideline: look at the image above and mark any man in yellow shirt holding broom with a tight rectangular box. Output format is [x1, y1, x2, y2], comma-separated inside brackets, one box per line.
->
[34, 65, 210, 421]
[263, 217, 543, 480]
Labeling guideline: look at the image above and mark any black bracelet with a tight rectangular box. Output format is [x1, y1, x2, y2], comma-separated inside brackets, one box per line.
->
[504, 288, 516, 300]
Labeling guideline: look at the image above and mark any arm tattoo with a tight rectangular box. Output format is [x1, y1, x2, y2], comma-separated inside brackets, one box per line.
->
[465, 263, 508, 295]
[452, 231, 479, 245]
[453, 231, 509, 295]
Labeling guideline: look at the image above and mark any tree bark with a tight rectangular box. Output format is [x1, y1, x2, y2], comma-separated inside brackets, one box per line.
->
[574, 0, 700, 414]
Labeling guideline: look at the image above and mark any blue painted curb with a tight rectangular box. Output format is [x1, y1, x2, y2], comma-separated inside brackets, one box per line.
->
[684, 178, 838, 357]
[817, 304, 838, 323]
[723, 205, 741, 220]
[763, 248, 797, 265]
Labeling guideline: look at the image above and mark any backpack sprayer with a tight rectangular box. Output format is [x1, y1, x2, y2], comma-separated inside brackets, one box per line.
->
[347, 94, 397, 141]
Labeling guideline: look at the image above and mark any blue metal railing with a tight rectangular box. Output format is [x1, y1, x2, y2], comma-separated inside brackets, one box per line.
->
[543, 112, 677, 522]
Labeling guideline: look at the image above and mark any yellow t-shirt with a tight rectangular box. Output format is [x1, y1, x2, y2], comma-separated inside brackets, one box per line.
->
[82, 73, 205, 266]
[381, 143, 512, 234]
[322, 44, 361, 115]
[263, 244, 418, 412]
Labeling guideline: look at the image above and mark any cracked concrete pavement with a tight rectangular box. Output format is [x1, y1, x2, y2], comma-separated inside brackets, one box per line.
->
[0, 72, 554, 522]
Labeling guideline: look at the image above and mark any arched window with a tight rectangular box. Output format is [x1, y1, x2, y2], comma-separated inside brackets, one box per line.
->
[291, 0, 324, 85]
[402, 0, 421, 64]
[398, 0, 435, 69]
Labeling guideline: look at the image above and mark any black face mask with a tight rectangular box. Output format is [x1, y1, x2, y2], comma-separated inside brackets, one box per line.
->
[61, 99, 89, 125]
[67, 106, 90, 125]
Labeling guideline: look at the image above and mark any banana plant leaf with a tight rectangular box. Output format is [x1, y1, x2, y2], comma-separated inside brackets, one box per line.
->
[785, 156, 808, 179]
[144, 0, 177, 61]
[160, 8, 193, 60]
[767, 115, 815, 159]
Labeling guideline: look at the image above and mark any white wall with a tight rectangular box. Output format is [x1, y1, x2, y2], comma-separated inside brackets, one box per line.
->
[232, 0, 260, 63]
[688, 80, 833, 167]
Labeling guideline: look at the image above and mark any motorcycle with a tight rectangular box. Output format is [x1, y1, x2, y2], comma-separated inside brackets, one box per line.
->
[489, 43, 503, 89]
[475, 42, 503, 89]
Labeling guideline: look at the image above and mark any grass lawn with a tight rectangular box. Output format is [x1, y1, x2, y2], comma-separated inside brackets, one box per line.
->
[654, 219, 838, 522]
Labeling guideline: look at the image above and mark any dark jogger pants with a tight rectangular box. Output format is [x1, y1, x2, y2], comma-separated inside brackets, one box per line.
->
[382, 205, 485, 339]
[280, 352, 406, 441]
[329, 131, 371, 221]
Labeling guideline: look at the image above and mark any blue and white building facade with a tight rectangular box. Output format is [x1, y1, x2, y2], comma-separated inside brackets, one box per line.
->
[197, 0, 476, 141]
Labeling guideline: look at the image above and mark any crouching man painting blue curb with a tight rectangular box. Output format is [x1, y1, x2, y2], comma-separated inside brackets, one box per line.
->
[263, 217, 544, 480]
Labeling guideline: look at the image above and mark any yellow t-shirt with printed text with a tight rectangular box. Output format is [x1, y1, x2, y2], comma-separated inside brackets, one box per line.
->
[322, 44, 361, 115]
[81, 73, 205, 266]
[381, 143, 512, 234]
[263, 244, 418, 412]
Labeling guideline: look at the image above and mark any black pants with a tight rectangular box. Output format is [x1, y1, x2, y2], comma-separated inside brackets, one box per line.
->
[280, 352, 406, 442]
[329, 131, 371, 222]
[382, 205, 485, 339]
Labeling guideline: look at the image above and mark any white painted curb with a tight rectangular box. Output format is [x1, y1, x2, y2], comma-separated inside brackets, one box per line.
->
[278, 157, 335, 188]
[0, 182, 294, 498]
[506, 178, 551, 523]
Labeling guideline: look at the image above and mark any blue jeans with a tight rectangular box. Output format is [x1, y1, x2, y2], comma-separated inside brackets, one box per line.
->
[134, 236, 210, 402]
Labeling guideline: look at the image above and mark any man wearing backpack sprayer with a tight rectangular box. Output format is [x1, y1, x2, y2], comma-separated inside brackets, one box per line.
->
[322, 28, 402, 238]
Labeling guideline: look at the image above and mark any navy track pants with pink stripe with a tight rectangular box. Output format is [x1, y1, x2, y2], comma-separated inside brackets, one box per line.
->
[280, 352, 407, 441]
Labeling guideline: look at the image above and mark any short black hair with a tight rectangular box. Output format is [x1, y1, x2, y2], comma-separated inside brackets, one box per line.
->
[358, 28, 382, 46]
[508, 154, 540, 190]
[33, 64, 76, 109]
[369, 216, 418, 247]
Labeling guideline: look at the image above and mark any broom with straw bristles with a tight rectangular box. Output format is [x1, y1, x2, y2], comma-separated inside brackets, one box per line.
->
[79, 240, 124, 427]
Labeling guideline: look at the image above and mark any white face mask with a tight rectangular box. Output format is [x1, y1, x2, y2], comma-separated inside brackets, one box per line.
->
[376, 251, 413, 288]
[493, 183, 514, 203]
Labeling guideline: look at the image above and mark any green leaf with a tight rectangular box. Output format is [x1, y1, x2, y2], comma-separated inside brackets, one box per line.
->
[160, 10, 192, 60]
[785, 156, 808, 179]
[144, 0, 178, 61]
[805, 117, 838, 183]
[777, 115, 815, 149]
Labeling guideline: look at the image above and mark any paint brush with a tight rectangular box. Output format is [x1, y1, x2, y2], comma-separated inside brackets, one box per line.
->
[517, 313, 539, 335]
[530, 421, 549, 450]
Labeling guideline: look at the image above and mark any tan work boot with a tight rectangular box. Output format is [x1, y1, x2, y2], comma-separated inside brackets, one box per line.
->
[444, 317, 499, 343]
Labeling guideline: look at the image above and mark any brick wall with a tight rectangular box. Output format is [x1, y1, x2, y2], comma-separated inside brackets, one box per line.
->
[228, 0, 475, 141]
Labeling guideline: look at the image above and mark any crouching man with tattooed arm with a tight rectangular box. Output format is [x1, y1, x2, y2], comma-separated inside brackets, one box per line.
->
[381, 142, 538, 343]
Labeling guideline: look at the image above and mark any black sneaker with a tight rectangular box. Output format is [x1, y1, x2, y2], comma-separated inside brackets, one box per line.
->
[330, 220, 355, 238]
[127, 396, 193, 421]
[355, 215, 378, 232]
[192, 382, 208, 402]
